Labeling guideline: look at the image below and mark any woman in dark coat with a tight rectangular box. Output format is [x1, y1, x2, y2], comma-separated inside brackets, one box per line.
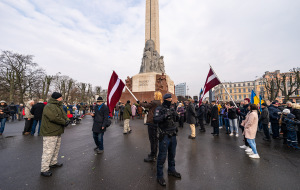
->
[186, 99, 196, 139]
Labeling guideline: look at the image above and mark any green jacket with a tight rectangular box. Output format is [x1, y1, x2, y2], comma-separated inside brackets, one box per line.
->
[40, 98, 68, 136]
[123, 103, 132, 119]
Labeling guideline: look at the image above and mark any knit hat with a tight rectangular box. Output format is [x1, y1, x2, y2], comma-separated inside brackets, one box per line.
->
[127, 100, 130, 104]
[97, 97, 104, 102]
[163, 93, 172, 99]
[287, 113, 295, 119]
[282, 109, 290, 114]
[51, 92, 62, 99]
[261, 103, 268, 107]
[244, 98, 250, 103]
[0, 100, 6, 104]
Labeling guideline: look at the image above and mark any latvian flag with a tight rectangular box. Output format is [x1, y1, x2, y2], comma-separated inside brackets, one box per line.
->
[107, 71, 125, 117]
[199, 67, 221, 104]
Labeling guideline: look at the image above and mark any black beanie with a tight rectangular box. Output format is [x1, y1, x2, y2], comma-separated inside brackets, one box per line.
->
[51, 92, 62, 99]
[97, 97, 104, 102]
[127, 100, 130, 104]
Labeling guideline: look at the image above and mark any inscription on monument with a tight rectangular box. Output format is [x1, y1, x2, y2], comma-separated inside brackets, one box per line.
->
[139, 80, 149, 86]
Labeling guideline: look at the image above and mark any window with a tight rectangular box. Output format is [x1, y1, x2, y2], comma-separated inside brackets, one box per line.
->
[295, 90, 299, 95]
[230, 84, 232, 87]
[243, 83, 245, 86]
[230, 89, 232, 93]
[248, 89, 251, 92]
[239, 89, 241, 93]
[238, 84, 241, 87]
[244, 95, 246, 99]
[234, 89, 237, 93]
[234, 84, 236, 87]
[226, 96, 228, 100]
[248, 83, 250, 86]
[235, 95, 237, 100]
[243, 89, 246, 92]
[239, 95, 242, 99]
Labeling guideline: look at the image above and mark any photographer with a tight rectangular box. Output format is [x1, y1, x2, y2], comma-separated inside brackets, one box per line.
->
[154, 94, 181, 187]
[40, 92, 69, 177]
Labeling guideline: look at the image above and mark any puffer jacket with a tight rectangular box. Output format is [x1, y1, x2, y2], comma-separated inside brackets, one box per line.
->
[24, 101, 34, 119]
[140, 100, 161, 124]
[0, 103, 10, 119]
[243, 110, 258, 139]
[268, 105, 281, 123]
[123, 103, 132, 120]
[40, 98, 68, 136]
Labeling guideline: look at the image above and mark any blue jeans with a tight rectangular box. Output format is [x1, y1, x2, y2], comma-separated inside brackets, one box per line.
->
[93, 132, 104, 150]
[0, 118, 7, 133]
[229, 119, 238, 134]
[157, 135, 177, 179]
[114, 111, 119, 119]
[287, 131, 298, 147]
[247, 139, 258, 154]
[224, 119, 230, 132]
[31, 119, 42, 135]
[219, 115, 223, 126]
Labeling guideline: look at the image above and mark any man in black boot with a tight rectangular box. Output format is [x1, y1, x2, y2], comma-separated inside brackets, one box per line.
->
[154, 94, 181, 187]
[139, 91, 162, 163]
[198, 102, 206, 132]
[211, 100, 219, 136]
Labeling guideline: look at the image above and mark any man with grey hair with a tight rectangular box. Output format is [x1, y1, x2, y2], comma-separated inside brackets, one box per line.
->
[23, 100, 34, 135]
[286, 101, 293, 112]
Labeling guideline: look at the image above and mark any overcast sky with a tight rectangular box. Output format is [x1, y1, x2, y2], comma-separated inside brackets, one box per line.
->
[1, 0, 299, 96]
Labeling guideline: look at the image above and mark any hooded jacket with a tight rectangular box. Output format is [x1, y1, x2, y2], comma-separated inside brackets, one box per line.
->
[40, 98, 68, 136]
[0, 102, 10, 119]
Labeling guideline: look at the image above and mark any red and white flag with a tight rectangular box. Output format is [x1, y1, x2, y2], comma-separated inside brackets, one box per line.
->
[199, 67, 221, 104]
[107, 71, 125, 117]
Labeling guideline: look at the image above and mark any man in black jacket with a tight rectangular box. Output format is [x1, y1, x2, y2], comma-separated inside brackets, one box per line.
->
[211, 100, 219, 136]
[9, 102, 17, 122]
[30, 99, 45, 136]
[198, 103, 206, 132]
[154, 94, 181, 187]
[90, 97, 109, 154]
[259, 103, 270, 141]
[187, 99, 197, 139]
[268, 101, 281, 139]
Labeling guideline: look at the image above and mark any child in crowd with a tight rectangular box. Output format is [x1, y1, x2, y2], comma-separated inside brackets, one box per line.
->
[284, 113, 300, 149]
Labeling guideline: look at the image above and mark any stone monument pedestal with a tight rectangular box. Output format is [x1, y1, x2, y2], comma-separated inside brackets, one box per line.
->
[120, 73, 177, 104]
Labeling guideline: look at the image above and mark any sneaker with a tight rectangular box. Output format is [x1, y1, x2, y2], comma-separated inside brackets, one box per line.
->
[249, 154, 260, 159]
[96, 149, 104, 154]
[188, 135, 196, 139]
[245, 148, 253, 153]
[246, 151, 254, 155]
[49, 163, 63, 168]
[157, 178, 166, 186]
[239, 145, 247, 149]
[229, 133, 234, 136]
[235, 134, 239, 137]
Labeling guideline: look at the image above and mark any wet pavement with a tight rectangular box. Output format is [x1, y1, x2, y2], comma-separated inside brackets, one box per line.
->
[0, 117, 300, 190]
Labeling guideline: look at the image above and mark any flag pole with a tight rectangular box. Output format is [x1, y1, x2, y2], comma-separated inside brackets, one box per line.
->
[125, 86, 138, 101]
[209, 64, 238, 108]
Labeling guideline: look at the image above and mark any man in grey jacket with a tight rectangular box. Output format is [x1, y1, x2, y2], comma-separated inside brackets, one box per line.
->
[259, 103, 270, 141]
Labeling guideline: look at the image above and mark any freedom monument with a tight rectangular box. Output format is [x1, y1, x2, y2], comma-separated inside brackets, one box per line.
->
[120, 0, 176, 103]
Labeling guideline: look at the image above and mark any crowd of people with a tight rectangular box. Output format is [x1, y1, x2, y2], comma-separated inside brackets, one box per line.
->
[1, 91, 300, 187]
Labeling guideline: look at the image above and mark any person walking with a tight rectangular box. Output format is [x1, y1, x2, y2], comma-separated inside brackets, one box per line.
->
[211, 100, 219, 136]
[90, 97, 109, 154]
[40, 92, 69, 177]
[0, 100, 10, 135]
[242, 104, 260, 159]
[186, 99, 197, 139]
[239, 98, 251, 149]
[30, 99, 45, 136]
[23, 100, 34, 135]
[123, 101, 132, 134]
[259, 103, 270, 141]
[139, 91, 162, 162]
[154, 94, 181, 187]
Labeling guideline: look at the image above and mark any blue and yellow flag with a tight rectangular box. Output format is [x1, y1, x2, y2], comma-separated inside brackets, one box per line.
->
[250, 90, 260, 105]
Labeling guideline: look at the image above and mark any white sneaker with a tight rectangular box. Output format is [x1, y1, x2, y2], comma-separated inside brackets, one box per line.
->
[239, 145, 247, 149]
[219, 127, 222, 129]
[235, 134, 239, 137]
[247, 151, 254, 155]
[249, 154, 260, 159]
[245, 148, 252, 153]
[229, 133, 234, 136]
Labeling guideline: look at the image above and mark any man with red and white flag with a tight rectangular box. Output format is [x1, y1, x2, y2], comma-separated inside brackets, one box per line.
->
[107, 71, 125, 117]
[199, 66, 221, 105]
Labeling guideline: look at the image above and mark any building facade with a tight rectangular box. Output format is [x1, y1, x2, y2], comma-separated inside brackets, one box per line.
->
[175, 83, 186, 97]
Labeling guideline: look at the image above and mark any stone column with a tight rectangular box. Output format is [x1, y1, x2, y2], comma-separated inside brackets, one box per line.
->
[145, 0, 160, 54]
